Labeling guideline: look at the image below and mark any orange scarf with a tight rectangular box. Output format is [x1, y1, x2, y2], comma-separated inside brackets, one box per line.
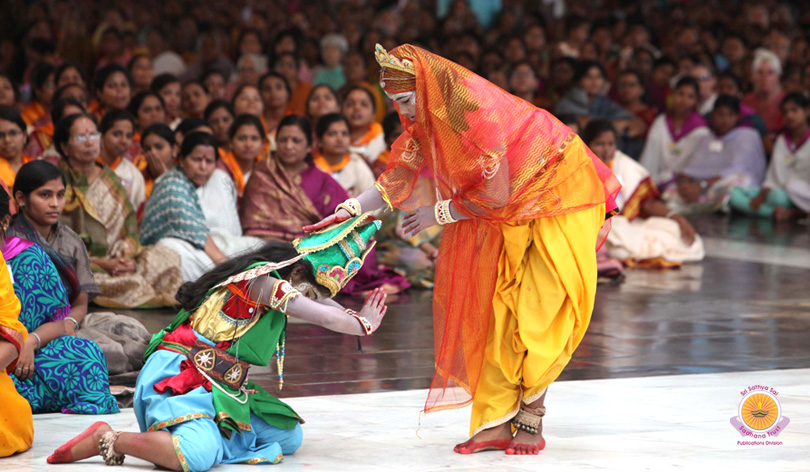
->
[97, 156, 122, 170]
[312, 152, 350, 173]
[20, 102, 46, 126]
[220, 149, 263, 195]
[353, 122, 383, 146]
[0, 155, 34, 189]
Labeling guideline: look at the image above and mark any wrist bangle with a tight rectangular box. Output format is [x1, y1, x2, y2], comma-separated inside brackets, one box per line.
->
[336, 198, 362, 217]
[434, 199, 458, 225]
[66, 316, 80, 332]
[30, 332, 41, 351]
[345, 309, 373, 336]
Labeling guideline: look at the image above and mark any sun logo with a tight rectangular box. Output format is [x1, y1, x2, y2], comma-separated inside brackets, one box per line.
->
[742, 394, 778, 430]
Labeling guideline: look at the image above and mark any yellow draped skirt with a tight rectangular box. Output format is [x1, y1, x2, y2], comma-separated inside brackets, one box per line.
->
[470, 204, 604, 436]
[0, 372, 33, 457]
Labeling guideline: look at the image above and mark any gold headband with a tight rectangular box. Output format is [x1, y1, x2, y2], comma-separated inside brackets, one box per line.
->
[374, 43, 415, 75]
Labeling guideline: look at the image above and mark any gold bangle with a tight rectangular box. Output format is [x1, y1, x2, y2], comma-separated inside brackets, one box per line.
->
[336, 198, 362, 217]
[434, 199, 457, 225]
[346, 309, 373, 336]
[374, 182, 393, 211]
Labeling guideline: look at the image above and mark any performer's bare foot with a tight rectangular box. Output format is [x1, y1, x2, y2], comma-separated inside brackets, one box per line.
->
[453, 422, 512, 454]
[506, 394, 547, 455]
[47, 421, 112, 463]
[505, 429, 546, 455]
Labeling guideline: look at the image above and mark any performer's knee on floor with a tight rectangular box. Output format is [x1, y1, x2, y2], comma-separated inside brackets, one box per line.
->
[280, 424, 303, 455]
[171, 422, 224, 471]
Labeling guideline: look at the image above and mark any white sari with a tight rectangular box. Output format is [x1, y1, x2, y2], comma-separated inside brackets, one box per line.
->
[157, 169, 265, 281]
[764, 132, 810, 212]
[640, 113, 710, 185]
[607, 151, 705, 265]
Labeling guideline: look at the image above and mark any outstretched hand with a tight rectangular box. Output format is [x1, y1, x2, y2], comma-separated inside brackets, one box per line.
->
[402, 205, 437, 238]
[303, 209, 352, 233]
[358, 287, 388, 334]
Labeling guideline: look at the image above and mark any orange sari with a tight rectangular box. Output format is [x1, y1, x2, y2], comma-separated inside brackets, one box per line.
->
[0, 253, 32, 457]
[376, 44, 620, 414]
[0, 155, 34, 189]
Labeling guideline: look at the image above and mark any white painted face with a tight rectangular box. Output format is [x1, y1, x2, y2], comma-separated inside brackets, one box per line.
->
[385, 90, 416, 120]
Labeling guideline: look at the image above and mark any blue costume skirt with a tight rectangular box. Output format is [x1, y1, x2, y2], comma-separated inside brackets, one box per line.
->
[134, 331, 302, 472]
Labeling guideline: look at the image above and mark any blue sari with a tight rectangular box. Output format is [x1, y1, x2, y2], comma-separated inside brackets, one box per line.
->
[3, 237, 119, 414]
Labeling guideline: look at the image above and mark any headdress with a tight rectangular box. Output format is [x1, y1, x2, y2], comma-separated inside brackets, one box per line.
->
[215, 213, 380, 297]
[375, 43, 416, 94]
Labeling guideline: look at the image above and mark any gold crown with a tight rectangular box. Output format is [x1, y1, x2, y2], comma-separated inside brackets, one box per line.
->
[375, 44, 415, 75]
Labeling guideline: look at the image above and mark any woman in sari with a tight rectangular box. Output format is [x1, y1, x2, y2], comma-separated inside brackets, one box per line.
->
[204, 100, 234, 153]
[91, 65, 131, 121]
[25, 85, 89, 160]
[139, 124, 178, 204]
[151, 74, 182, 129]
[127, 91, 167, 163]
[731, 93, 810, 221]
[313, 113, 376, 197]
[307, 44, 619, 455]
[1, 187, 119, 415]
[140, 132, 265, 282]
[54, 112, 183, 308]
[0, 108, 34, 188]
[99, 110, 147, 210]
[181, 81, 210, 120]
[241, 115, 409, 296]
[664, 95, 766, 214]
[582, 119, 703, 267]
[259, 73, 291, 145]
[21, 62, 55, 127]
[0, 246, 32, 457]
[306, 84, 341, 126]
[9, 161, 151, 375]
[49, 224, 389, 470]
[342, 86, 386, 167]
[217, 114, 265, 197]
[640, 77, 711, 186]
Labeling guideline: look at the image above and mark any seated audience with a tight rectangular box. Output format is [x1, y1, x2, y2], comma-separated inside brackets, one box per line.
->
[55, 113, 183, 308]
[240, 115, 408, 295]
[91, 64, 131, 120]
[313, 113, 375, 197]
[98, 110, 147, 210]
[583, 120, 704, 267]
[0, 108, 34, 188]
[259, 72, 292, 146]
[640, 77, 710, 185]
[217, 114, 266, 196]
[343, 86, 386, 166]
[204, 99, 234, 152]
[150, 73, 182, 129]
[20, 63, 55, 127]
[1, 188, 119, 414]
[140, 132, 264, 281]
[139, 123, 178, 203]
[181, 80, 210, 119]
[730, 93, 810, 221]
[663, 95, 766, 214]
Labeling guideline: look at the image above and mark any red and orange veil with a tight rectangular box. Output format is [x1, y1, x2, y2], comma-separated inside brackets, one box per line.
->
[375, 44, 620, 413]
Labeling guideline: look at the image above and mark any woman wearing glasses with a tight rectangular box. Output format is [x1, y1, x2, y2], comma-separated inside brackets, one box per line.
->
[52, 113, 183, 309]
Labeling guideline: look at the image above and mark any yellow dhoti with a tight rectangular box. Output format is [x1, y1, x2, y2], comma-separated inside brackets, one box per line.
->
[470, 204, 603, 436]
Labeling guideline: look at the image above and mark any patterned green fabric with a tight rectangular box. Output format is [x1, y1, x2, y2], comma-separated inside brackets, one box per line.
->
[293, 213, 382, 296]
[140, 167, 209, 249]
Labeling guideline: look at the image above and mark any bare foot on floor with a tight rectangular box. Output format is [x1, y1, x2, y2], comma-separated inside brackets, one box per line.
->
[453, 422, 513, 454]
[47, 421, 112, 463]
[505, 428, 546, 455]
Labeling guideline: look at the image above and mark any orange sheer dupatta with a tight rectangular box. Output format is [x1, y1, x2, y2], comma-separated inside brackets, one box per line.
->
[375, 44, 620, 413]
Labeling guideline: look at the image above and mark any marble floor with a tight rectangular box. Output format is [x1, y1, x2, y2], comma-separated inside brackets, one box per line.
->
[10, 368, 810, 471]
[9, 214, 810, 470]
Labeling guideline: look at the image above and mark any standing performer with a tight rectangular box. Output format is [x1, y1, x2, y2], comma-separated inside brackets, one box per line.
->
[306, 44, 620, 455]
[48, 214, 388, 471]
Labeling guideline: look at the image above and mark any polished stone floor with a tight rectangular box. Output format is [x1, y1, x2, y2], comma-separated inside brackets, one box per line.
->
[11, 368, 810, 471]
[109, 215, 810, 398]
[12, 214, 809, 470]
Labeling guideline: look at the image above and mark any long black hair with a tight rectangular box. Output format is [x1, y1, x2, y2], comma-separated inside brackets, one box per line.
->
[13, 160, 66, 201]
[175, 241, 322, 311]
